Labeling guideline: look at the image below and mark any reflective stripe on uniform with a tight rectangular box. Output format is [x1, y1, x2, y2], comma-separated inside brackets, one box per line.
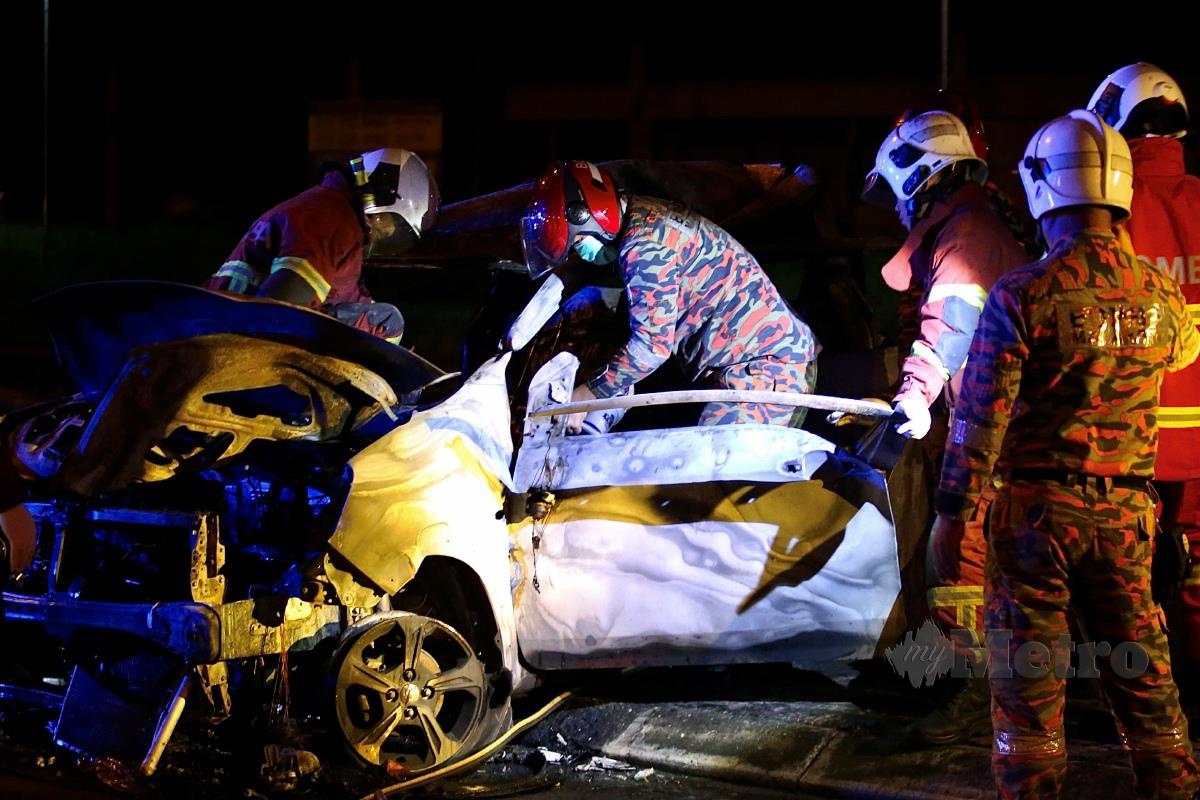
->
[1116, 726, 1191, 753]
[1160, 407, 1200, 429]
[911, 341, 951, 381]
[928, 282, 989, 311]
[994, 729, 1066, 757]
[213, 260, 262, 294]
[1188, 303, 1200, 326]
[926, 585, 985, 631]
[270, 256, 332, 303]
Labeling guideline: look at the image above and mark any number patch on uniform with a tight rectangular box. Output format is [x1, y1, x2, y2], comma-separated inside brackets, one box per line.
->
[1061, 303, 1163, 348]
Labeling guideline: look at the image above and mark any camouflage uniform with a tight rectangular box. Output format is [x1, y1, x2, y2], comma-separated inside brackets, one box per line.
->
[938, 229, 1200, 799]
[585, 197, 818, 426]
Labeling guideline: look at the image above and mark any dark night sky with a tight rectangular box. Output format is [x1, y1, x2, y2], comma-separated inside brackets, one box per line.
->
[2, 2, 1198, 229]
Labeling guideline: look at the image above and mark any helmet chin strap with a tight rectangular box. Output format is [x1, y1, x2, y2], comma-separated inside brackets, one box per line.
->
[899, 163, 975, 228]
[899, 197, 928, 230]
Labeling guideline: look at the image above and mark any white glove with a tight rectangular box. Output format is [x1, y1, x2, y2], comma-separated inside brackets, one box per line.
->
[579, 387, 631, 435]
[894, 396, 932, 439]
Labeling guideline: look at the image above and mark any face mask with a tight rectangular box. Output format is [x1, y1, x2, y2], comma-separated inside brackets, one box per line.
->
[573, 236, 614, 264]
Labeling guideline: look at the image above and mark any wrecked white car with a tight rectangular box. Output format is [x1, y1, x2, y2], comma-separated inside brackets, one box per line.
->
[0, 164, 914, 783]
[317, 273, 902, 775]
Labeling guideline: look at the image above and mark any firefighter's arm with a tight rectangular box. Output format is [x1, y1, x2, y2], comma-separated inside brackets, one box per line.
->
[587, 240, 682, 398]
[894, 238, 990, 408]
[258, 213, 343, 308]
[259, 268, 322, 307]
[936, 284, 1027, 521]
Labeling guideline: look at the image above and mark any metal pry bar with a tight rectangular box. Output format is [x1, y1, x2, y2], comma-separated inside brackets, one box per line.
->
[531, 390, 893, 419]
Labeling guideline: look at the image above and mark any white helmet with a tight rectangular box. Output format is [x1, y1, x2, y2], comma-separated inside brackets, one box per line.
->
[350, 148, 440, 257]
[1088, 62, 1189, 139]
[1018, 109, 1133, 222]
[862, 110, 987, 229]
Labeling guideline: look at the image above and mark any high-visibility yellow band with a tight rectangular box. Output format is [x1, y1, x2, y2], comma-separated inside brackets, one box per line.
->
[927, 585, 985, 631]
[911, 341, 951, 381]
[270, 257, 332, 303]
[927, 586, 985, 603]
[1187, 304, 1200, 326]
[213, 260, 262, 294]
[928, 282, 989, 311]
[1160, 407, 1200, 429]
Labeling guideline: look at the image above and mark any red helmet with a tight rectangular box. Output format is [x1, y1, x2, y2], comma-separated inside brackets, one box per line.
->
[521, 161, 622, 279]
[895, 90, 988, 162]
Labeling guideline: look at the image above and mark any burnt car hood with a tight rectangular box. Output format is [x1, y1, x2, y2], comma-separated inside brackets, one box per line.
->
[34, 281, 445, 396]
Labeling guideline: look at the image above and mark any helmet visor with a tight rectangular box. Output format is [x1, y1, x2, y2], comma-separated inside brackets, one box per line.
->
[365, 212, 420, 259]
[861, 170, 897, 208]
[520, 195, 569, 279]
[367, 161, 401, 208]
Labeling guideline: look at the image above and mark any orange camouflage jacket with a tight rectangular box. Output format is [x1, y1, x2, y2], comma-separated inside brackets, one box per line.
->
[937, 229, 1200, 520]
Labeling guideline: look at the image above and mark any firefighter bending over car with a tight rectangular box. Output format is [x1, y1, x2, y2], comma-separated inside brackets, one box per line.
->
[205, 148, 439, 342]
[520, 160, 819, 431]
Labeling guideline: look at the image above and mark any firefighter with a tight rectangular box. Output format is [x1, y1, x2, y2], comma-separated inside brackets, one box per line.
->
[862, 110, 1028, 744]
[1089, 62, 1200, 731]
[938, 109, 1199, 799]
[205, 148, 438, 342]
[520, 160, 818, 430]
[893, 91, 1040, 258]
